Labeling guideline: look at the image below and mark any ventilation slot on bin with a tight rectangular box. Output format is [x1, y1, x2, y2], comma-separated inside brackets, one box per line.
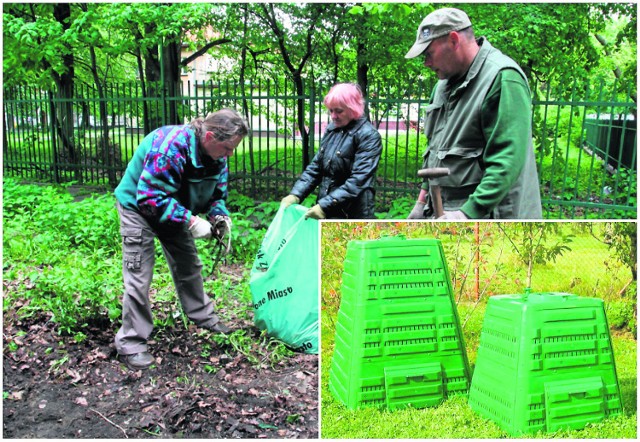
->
[468, 292, 622, 435]
[328, 236, 471, 410]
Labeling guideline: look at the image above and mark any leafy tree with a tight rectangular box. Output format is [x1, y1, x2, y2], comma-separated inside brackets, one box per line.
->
[3, 3, 81, 178]
[95, 3, 231, 130]
[590, 223, 637, 282]
[239, 3, 343, 166]
[3, 2, 635, 144]
[498, 223, 574, 289]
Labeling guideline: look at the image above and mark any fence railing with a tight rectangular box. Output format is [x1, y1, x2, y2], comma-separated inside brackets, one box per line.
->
[3, 78, 637, 219]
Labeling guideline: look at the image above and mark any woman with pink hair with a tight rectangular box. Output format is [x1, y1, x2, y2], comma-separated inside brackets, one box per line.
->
[281, 83, 383, 219]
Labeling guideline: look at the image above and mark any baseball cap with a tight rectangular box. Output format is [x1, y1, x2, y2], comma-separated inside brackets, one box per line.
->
[405, 8, 472, 59]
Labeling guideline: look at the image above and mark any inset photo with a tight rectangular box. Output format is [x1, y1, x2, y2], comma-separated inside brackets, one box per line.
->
[320, 221, 636, 439]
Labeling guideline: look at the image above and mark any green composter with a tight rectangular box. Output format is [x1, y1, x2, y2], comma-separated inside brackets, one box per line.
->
[468, 292, 622, 435]
[328, 236, 471, 410]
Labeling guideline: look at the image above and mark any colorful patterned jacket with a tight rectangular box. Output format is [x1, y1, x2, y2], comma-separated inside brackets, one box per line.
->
[115, 125, 229, 226]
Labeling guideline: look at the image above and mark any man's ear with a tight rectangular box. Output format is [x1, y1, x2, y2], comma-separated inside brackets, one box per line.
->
[449, 31, 461, 48]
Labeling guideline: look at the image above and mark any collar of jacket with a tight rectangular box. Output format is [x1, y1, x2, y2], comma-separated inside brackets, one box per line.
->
[325, 116, 369, 134]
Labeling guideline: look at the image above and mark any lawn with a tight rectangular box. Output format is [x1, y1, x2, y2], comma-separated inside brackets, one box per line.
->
[319, 222, 637, 439]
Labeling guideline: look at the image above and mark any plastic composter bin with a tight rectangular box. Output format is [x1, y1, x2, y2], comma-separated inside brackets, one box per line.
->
[328, 236, 471, 410]
[468, 292, 622, 435]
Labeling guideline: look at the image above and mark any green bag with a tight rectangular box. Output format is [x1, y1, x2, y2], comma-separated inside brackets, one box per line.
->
[250, 204, 318, 354]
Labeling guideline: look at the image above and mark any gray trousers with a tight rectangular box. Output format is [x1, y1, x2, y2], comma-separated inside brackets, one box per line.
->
[115, 202, 219, 355]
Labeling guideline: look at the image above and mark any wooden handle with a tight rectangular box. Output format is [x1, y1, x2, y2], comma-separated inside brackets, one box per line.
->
[417, 167, 450, 178]
[431, 186, 444, 218]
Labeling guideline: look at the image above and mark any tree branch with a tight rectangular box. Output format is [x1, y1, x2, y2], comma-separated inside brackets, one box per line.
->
[181, 38, 232, 66]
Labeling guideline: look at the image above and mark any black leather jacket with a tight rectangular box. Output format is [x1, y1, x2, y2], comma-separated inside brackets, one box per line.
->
[291, 117, 382, 219]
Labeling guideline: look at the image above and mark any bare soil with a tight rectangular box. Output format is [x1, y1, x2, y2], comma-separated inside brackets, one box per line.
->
[2, 297, 318, 439]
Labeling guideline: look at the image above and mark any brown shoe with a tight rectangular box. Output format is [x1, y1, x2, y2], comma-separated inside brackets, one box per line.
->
[120, 352, 154, 370]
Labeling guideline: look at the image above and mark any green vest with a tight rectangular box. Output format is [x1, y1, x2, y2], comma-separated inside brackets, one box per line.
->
[423, 38, 542, 219]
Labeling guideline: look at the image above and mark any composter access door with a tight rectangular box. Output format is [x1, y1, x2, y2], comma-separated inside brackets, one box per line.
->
[384, 362, 445, 410]
[544, 377, 606, 432]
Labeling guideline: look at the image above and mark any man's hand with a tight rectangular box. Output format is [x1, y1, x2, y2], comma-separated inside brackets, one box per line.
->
[189, 216, 213, 239]
[407, 201, 426, 219]
[438, 210, 468, 220]
[305, 204, 326, 220]
[280, 195, 300, 208]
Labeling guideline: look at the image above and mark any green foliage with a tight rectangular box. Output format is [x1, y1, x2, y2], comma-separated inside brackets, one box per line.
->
[224, 189, 279, 264]
[498, 223, 574, 288]
[3, 179, 121, 333]
[606, 298, 637, 335]
[1, 179, 274, 339]
[598, 222, 638, 280]
[375, 196, 416, 220]
[4, 3, 635, 100]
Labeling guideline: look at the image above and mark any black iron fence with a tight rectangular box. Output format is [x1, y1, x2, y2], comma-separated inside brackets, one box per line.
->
[2, 78, 636, 219]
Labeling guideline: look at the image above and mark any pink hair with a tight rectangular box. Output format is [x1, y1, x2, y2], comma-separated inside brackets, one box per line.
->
[323, 83, 365, 120]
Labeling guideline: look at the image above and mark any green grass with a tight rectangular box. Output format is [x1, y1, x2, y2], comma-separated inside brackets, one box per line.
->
[321, 306, 637, 439]
[321, 330, 636, 438]
[320, 222, 637, 438]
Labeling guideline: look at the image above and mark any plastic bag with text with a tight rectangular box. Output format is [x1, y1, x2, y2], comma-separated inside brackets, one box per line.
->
[249, 204, 318, 354]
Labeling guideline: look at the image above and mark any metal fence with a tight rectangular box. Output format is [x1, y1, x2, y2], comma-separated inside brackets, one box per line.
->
[3, 78, 637, 219]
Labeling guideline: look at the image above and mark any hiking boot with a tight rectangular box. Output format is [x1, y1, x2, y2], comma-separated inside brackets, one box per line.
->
[203, 321, 231, 335]
[120, 352, 154, 370]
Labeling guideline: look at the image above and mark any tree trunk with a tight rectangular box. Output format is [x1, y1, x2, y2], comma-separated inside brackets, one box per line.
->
[143, 24, 163, 133]
[293, 73, 311, 167]
[89, 43, 117, 186]
[162, 40, 182, 125]
[239, 7, 256, 196]
[52, 3, 80, 181]
[356, 41, 370, 120]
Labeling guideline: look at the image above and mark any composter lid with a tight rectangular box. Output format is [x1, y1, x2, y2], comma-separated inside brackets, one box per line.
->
[347, 236, 440, 250]
[491, 292, 603, 308]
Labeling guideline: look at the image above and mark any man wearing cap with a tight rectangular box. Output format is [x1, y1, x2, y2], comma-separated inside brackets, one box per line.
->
[406, 8, 542, 219]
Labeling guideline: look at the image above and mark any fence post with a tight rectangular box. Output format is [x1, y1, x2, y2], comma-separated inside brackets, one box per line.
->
[48, 91, 60, 184]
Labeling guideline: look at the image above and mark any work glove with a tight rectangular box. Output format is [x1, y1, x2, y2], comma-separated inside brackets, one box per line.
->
[407, 201, 426, 219]
[211, 215, 232, 254]
[439, 210, 468, 220]
[305, 204, 326, 220]
[280, 194, 300, 208]
[189, 216, 213, 239]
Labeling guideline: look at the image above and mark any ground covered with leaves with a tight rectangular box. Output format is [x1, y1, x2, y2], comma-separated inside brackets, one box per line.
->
[3, 295, 318, 439]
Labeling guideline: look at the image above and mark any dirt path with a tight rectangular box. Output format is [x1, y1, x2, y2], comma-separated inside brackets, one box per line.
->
[3, 313, 318, 438]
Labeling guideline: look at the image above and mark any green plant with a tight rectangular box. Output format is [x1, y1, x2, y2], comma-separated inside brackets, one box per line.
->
[2, 180, 277, 339]
[49, 355, 70, 373]
[229, 330, 260, 365]
[73, 332, 88, 344]
[606, 299, 637, 333]
[376, 196, 415, 219]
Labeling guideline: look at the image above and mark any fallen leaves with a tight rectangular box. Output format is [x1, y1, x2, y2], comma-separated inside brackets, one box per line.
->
[2, 311, 319, 439]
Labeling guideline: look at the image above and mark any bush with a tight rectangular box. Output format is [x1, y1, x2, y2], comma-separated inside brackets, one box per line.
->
[2, 179, 276, 335]
[606, 298, 637, 335]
